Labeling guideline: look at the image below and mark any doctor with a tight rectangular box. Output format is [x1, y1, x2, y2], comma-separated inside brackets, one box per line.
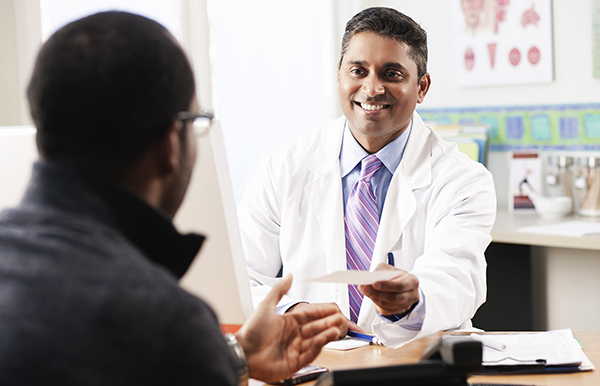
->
[238, 7, 496, 348]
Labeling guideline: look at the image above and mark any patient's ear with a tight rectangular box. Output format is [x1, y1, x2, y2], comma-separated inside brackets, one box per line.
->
[155, 121, 181, 176]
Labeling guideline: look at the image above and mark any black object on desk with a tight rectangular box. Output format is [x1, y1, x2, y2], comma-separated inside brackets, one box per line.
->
[315, 337, 482, 386]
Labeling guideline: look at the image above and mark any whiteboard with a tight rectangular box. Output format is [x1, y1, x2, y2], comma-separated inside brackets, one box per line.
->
[0, 126, 38, 211]
[175, 120, 253, 326]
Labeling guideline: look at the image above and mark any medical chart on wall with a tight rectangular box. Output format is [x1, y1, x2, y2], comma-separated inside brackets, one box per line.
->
[454, 0, 554, 87]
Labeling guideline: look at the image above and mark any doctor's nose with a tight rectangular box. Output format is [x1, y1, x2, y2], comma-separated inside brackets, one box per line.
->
[360, 75, 385, 97]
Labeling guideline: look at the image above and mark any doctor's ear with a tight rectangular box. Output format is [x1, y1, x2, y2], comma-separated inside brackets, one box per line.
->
[416, 73, 431, 104]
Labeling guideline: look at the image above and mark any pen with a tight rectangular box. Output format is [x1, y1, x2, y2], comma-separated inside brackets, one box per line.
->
[347, 330, 384, 346]
[470, 333, 506, 351]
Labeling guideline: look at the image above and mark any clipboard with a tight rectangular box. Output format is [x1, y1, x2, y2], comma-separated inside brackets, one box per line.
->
[476, 329, 594, 374]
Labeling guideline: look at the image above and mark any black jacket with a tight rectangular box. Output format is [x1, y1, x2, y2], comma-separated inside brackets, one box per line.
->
[0, 161, 237, 385]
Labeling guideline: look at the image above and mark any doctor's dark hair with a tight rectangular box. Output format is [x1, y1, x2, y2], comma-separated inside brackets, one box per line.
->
[27, 11, 195, 173]
[339, 7, 428, 80]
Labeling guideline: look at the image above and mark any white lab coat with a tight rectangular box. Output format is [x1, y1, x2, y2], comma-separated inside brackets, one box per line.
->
[238, 112, 496, 348]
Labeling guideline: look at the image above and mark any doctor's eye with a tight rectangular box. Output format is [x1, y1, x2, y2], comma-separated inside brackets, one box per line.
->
[350, 68, 366, 77]
[385, 71, 403, 80]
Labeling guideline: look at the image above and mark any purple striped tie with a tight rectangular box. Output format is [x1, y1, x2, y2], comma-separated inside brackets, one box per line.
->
[345, 154, 382, 323]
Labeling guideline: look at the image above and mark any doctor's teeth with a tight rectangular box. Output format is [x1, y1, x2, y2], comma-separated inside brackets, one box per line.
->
[360, 103, 385, 111]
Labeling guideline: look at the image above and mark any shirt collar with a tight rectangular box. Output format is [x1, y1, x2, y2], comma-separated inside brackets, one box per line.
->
[339, 119, 412, 178]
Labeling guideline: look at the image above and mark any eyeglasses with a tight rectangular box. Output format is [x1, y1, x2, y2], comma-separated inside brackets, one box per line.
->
[176, 109, 214, 137]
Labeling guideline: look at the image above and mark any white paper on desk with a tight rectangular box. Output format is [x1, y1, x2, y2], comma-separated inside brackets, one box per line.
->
[307, 270, 402, 285]
[481, 329, 591, 368]
[518, 221, 600, 237]
[324, 336, 370, 351]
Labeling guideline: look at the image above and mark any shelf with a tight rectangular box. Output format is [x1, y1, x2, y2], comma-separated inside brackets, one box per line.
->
[491, 209, 600, 251]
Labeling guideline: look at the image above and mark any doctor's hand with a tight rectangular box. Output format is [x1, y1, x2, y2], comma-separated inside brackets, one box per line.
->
[235, 275, 345, 383]
[359, 263, 420, 316]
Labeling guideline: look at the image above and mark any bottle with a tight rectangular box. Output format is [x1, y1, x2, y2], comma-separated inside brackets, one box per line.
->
[545, 155, 573, 198]
[573, 157, 600, 217]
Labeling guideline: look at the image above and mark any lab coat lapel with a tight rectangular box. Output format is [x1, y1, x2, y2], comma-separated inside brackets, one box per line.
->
[371, 112, 432, 268]
[304, 118, 347, 274]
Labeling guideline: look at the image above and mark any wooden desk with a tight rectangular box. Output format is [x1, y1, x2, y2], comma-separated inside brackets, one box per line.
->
[259, 331, 598, 386]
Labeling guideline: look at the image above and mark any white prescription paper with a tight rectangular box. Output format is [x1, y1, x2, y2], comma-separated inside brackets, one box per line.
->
[307, 270, 402, 285]
[324, 336, 370, 351]
[518, 221, 600, 237]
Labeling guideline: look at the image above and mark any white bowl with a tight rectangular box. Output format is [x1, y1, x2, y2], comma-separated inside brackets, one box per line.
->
[529, 193, 572, 219]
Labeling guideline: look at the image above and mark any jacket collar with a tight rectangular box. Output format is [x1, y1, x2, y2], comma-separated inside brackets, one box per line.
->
[21, 161, 204, 278]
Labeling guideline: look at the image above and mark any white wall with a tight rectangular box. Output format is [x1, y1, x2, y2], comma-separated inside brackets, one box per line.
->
[209, 0, 355, 204]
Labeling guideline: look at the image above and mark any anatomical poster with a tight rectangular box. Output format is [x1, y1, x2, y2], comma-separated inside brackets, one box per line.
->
[455, 0, 554, 87]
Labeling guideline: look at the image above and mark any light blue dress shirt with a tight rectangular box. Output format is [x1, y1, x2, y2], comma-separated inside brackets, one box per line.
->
[340, 120, 425, 330]
[339, 121, 410, 214]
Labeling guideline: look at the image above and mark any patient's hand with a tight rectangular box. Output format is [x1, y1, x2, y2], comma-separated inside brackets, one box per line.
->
[235, 275, 345, 383]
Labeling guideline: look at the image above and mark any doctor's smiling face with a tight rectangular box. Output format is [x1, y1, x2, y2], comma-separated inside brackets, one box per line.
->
[337, 31, 430, 154]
